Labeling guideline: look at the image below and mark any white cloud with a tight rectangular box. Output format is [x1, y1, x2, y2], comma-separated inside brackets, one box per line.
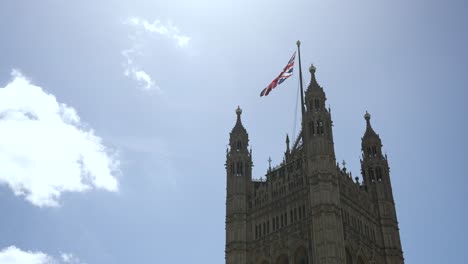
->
[0, 246, 53, 264]
[125, 17, 191, 48]
[0, 70, 119, 207]
[133, 70, 155, 90]
[122, 17, 191, 91]
[0, 246, 84, 264]
[60, 253, 82, 264]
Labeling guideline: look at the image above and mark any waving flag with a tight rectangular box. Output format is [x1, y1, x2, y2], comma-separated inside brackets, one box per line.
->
[260, 52, 296, 97]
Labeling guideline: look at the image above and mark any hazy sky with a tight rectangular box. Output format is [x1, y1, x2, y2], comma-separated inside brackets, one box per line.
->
[0, 0, 467, 263]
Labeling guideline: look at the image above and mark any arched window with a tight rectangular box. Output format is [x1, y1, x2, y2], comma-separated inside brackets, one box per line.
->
[376, 167, 382, 181]
[319, 120, 324, 134]
[236, 140, 242, 151]
[315, 99, 320, 110]
[368, 168, 375, 182]
[230, 163, 234, 175]
[366, 147, 371, 157]
[237, 162, 243, 176]
[309, 121, 315, 136]
[372, 146, 377, 157]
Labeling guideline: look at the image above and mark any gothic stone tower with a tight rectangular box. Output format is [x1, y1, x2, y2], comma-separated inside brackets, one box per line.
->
[225, 65, 404, 264]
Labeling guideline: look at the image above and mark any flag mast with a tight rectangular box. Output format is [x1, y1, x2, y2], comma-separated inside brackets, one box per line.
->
[296, 40, 306, 123]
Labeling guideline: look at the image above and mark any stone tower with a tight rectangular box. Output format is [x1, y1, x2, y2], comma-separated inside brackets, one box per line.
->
[226, 106, 253, 264]
[303, 65, 346, 264]
[360, 112, 404, 264]
[225, 65, 404, 264]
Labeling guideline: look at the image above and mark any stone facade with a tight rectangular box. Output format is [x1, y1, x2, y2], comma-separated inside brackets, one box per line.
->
[225, 65, 404, 264]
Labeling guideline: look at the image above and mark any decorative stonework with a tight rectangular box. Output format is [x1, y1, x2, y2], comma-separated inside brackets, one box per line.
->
[226, 66, 404, 264]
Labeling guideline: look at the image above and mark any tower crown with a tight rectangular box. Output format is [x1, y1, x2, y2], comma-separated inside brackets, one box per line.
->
[361, 111, 383, 159]
[305, 64, 326, 112]
[229, 106, 249, 155]
[231, 106, 247, 135]
[362, 111, 380, 142]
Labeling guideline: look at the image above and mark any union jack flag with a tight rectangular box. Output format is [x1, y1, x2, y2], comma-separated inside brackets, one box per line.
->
[260, 52, 296, 97]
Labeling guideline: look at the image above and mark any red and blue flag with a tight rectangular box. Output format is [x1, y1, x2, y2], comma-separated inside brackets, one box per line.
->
[260, 52, 296, 97]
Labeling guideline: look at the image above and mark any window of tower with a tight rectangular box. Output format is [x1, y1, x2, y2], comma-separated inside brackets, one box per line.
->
[376, 167, 382, 181]
[315, 99, 320, 110]
[368, 168, 375, 182]
[372, 146, 377, 157]
[319, 120, 324, 134]
[230, 164, 234, 175]
[367, 147, 371, 157]
[236, 162, 243, 176]
[309, 121, 315, 136]
[236, 140, 242, 151]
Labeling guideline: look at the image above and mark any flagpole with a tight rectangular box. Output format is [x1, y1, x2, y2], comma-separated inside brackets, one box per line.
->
[297, 40, 313, 264]
[296, 40, 306, 123]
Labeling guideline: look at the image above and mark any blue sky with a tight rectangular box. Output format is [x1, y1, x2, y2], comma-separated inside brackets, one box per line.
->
[0, 0, 467, 263]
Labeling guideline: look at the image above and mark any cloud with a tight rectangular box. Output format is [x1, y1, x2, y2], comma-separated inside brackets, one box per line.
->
[122, 17, 191, 91]
[125, 17, 191, 48]
[0, 70, 119, 207]
[122, 48, 156, 91]
[0, 246, 84, 264]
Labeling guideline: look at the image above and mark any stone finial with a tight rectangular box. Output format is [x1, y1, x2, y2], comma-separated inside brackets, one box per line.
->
[309, 64, 316, 73]
[236, 106, 242, 118]
[364, 111, 371, 123]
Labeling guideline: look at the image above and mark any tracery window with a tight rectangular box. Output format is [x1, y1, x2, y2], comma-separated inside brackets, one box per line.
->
[368, 168, 375, 182]
[236, 162, 243, 176]
[376, 167, 382, 181]
[372, 146, 377, 157]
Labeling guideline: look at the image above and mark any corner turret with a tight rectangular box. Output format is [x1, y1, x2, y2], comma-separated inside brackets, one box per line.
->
[225, 106, 252, 264]
[360, 112, 404, 264]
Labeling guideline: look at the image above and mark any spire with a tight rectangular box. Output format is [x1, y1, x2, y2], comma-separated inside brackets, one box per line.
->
[361, 111, 383, 161]
[231, 106, 247, 135]
[286, 134, 290, 153]
[305, 64, 327, 110]
[362, 111, 380, 141]
[308, 64, 321, 89]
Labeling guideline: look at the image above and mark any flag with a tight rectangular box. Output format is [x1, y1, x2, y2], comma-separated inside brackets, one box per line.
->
[260, 52, 296, 97]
